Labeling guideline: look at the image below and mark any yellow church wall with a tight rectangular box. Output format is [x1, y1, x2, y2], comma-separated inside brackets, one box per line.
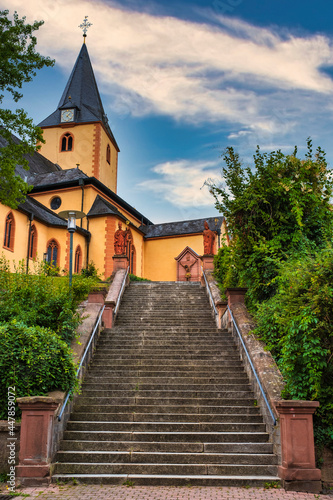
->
[143, 233, 205, 282]
[86, 216, 107, 277]
[40, 124, 96, 174]
[40, 123, 118, 193]
[0, 206, 30, 269]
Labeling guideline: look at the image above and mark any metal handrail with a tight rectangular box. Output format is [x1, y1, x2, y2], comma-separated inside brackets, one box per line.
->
[227, 305, 277, 426]
[58, 304, 105, 421]
[114, 266, 129, 317]
[201, 267, 218, 316]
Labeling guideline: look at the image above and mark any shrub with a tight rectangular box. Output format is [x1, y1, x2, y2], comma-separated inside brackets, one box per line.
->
[0, 320, 77, 419]
[255, 249, 333, 449]
[0, 257, 99, 343]
[129, 274, 150, 282]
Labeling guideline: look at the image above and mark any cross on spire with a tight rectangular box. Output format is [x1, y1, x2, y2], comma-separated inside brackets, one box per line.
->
[79, 16, 92, 42]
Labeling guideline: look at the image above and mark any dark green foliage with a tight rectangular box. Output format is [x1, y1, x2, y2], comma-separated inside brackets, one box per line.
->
[129, 274, 150, 282]
[209, 140, 333, 449]
[0, 256, 99, 420]
[255, 250, 333, 448]
[0, 9, 54, 208]
[0, 320, 77, 419]
[0, 258, 99, 343]
[80, 261, 100, 279]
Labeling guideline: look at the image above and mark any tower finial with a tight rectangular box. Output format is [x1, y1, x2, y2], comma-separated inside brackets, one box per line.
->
[79, 16, 92, 43]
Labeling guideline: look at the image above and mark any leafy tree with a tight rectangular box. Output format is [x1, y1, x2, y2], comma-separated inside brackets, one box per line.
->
[0, 9, 54, 208]
[255, 249, 333, 449]
[209, 139, 333, 306]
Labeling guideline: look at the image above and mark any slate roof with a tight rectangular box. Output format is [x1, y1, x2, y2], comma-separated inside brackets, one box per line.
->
[87, 194, 126, 219]
[0, 133, 61, 182]
[143, 216, 224, 239]
[38, 44, 119, 151]
[30, 168, 88, 187]
[18, 196, 89, 236]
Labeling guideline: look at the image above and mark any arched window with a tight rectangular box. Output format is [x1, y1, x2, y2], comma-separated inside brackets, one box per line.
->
[60, 133, 74, 152]
[3, 212, 15, 251]
[46, 239, 59, 267]
[106, 144, 111, 164]
[29, 224, 37, 259]
[74, 245, 82, 273]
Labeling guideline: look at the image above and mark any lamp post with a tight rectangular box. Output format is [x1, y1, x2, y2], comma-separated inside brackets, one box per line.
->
[58, 210, 86, 289]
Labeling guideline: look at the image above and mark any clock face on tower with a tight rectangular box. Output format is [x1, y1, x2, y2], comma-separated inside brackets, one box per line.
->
[61, 109, 74, 122]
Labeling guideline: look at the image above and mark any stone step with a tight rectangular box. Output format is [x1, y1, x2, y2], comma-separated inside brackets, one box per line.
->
[83, 376, 249, 384]
[73, 405, 262, 415]
[90, 360, 244, 367]
[91, 354, 241, 361]
[75, 396, 256, 407]
[86, 369, 248, 377]
[59, 440, 273, 454]
[79, 390, 253, 399]
[63, 430, 271, 443]
[70, 413, 264, 423]
[53, 462, 277, 476]
[97, 341, 236, 348]
[66, 421, 266, 433]
[55, 450, 277, 465]
[81, 383, 251, 392]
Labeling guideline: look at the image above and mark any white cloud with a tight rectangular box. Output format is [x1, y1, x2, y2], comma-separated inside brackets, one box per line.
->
[138, 159, 220, 208]
[5, 0, 333, 135]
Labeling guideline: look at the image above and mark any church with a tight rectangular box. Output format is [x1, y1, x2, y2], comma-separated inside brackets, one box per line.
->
[0, 38, 226, 282]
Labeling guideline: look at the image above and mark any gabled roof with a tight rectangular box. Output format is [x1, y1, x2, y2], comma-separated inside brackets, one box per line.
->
[175, 246, 200, 261]
[87, 194, 125, 219]
[142, 216, 224, 239]
[38, 44, 119, 151]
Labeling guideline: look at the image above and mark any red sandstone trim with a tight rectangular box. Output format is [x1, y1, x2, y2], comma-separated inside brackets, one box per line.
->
[92, 124, 101, 179]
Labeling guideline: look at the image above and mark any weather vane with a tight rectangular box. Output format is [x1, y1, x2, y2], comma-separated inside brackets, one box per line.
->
[79, 16, 92, 42]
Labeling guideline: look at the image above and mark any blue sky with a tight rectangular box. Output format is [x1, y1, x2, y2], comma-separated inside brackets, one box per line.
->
[3, 0, 333, 223]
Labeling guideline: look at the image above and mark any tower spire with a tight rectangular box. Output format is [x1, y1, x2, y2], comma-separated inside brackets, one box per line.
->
[79, 16, 92, 43]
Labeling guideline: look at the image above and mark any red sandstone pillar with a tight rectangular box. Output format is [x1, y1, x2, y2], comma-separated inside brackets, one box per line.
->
[16, 397, 59, 486]
[103, 300, 115, 329]
[200, 255, 215, 271]
[225, 287, 248, 306]
[275, 400, 321, 493]
[112, 255, 129, 272]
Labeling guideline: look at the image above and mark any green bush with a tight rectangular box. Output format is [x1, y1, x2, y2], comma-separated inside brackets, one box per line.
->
[129, 274, 150, 282]
[0, 257, 99, 343]
[255, 249, 333, 449]
[0, 320, 77, 419]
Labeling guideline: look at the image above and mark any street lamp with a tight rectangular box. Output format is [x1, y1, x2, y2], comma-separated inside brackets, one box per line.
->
[58, 210, 86, 289]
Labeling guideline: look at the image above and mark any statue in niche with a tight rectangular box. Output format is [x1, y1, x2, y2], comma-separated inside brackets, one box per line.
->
[114, 222, 127, 255]
[203, 221, 215, 255]
[180, 254, 196, 281]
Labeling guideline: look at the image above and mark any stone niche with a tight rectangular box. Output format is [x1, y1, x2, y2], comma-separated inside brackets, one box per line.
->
[175, 246, 200, 282]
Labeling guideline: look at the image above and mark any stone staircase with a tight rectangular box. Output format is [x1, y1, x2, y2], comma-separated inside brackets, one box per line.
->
[53, 281, 279, 486]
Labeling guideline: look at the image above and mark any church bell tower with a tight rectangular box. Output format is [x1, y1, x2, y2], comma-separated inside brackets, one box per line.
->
[38, 18, 120, 193]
